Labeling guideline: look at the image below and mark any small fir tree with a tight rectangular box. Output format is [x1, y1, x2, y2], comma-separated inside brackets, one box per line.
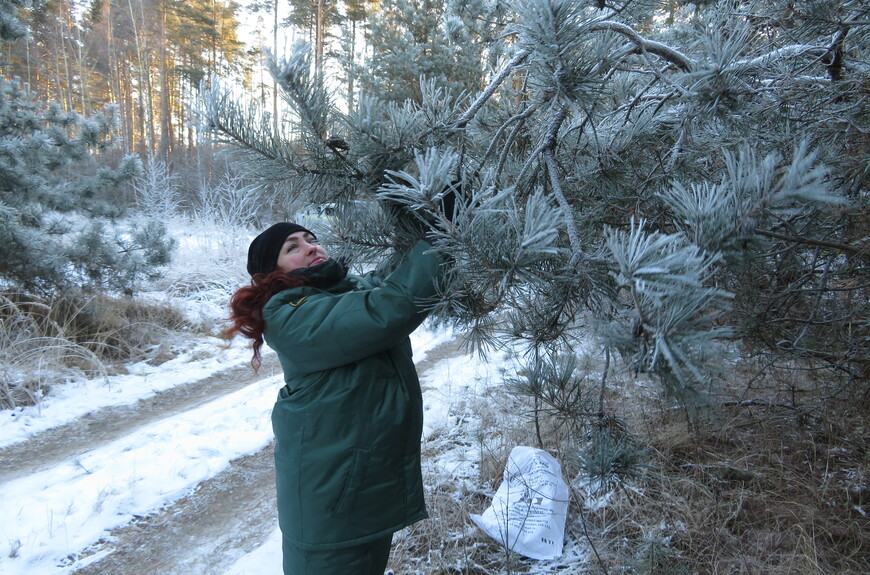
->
[0, 11, 173, 294]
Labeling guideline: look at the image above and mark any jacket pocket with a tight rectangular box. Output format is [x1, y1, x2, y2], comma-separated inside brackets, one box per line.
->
[332, 447, 371, 517]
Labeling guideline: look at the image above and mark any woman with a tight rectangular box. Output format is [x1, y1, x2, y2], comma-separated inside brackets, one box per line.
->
[226, 221, 444, 575]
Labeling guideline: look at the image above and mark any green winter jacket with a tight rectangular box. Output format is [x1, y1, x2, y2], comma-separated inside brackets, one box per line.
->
[263, 239, 443, 550]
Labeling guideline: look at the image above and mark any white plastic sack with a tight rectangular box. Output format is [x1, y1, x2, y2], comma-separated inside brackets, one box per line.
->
[470, 446, 570, 560]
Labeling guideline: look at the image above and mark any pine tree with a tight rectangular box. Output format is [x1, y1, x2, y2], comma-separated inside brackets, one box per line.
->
[0, 11, 173, 294]
[204, 0, 868, 416]
[0, 0, 27, 42]
[362, 0, 490, 102]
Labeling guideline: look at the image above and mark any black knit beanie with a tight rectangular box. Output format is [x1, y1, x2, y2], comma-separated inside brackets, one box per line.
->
[246, 222, 316, 276]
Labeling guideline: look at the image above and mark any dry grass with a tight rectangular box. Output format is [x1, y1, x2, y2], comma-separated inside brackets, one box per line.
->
[389, 351, 870, 575]
[46, 291, 191, 360]
[615, 401, 870, 575]
[592, 356, 870, 575]
[0, 290, 193, 408]
[0, 293, 103, 408]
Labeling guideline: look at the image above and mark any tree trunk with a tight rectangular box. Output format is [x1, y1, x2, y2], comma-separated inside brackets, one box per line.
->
[51, 2, 68, 111]
[158, 4, 173, 162]
[315, 0, 324, 76]
[127, 0, 153, 153]
[106, 0, 131, 152]
[273, 0, 278, 136]
[348, 18, 356, 112]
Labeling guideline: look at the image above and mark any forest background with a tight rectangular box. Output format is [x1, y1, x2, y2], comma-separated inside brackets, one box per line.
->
[0, 0, 868, 573]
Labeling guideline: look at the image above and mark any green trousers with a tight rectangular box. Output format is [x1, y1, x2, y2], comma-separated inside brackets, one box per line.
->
[282, 534, 392, 575]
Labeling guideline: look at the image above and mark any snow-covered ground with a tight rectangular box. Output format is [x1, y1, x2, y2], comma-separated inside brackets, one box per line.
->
[0, 318, 514, 575]
[0, 339, 255, 450]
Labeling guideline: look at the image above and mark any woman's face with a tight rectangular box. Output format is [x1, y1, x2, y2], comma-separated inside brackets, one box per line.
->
[275, 231, 329, 273]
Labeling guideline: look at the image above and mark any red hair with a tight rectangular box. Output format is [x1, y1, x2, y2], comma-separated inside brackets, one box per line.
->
[225, 270, 310, 371]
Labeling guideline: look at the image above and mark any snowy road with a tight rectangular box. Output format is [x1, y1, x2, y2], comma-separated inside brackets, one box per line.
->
[0, 355, 281, 484]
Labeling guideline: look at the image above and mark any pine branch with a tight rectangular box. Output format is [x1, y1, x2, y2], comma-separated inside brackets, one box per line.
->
[476, 101, 539, 184]
[755, 228, 862, 255]
[493, 108, 534, 183]
[206, 109, 354, 180]
[456, 48, 532, 129]
[544, 147, 582, 264]
[728, 43, 829, 73]
[589, 20, 694, 72]
[516, 100, 570, 185]
[268, 46, 330, 140]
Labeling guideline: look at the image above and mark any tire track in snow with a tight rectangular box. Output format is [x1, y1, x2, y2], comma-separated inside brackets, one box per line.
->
[71, 446, 278, 575]
[0, 355, 281, 483]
